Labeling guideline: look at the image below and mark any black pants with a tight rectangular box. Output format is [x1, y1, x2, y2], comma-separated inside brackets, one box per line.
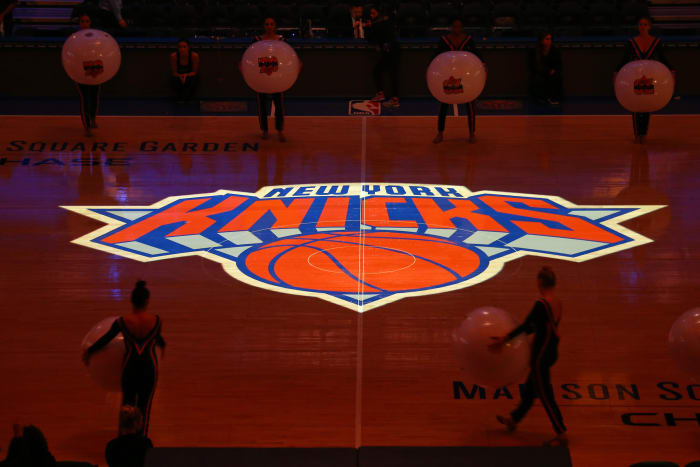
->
[122, 359, 158, 436]
[632, 112, 650, 136]
[76, 83, 100, 129]
[171, 75, 198, 101]
[373, 47, 400, 98]
[257, 93, 284, 132]
[438, 102, 475, 134]
[531, 71, 562, 101]
[511, 363, 567, 434]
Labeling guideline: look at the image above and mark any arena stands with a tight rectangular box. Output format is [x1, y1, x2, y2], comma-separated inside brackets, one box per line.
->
[5, 0, 700, 38]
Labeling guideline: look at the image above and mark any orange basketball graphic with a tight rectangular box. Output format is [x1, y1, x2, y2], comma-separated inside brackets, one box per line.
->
[242, 231, 483, 294]
[65, 183, 662, 311]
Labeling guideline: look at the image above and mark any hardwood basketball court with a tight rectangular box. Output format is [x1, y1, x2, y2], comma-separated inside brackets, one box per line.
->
[0, 114, 698, 466]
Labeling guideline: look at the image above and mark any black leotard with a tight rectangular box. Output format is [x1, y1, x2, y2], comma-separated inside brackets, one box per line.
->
[507, 299, 560, 366]
[616, 36, 673, 71]
[507, 299, 566, 434]
[87, 315, 165, 435]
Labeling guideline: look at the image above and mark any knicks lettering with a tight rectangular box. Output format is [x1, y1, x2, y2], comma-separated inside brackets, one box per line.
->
[100, 194, 626, 247]
[477, 195, 623, 244]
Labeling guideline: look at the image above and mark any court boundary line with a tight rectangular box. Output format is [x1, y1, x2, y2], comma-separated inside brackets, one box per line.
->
[2, 114, 699, 118]
[354, 116, 367, 448]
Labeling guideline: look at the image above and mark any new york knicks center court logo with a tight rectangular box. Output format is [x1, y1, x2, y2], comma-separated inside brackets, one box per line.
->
[63, 183, 663, 312]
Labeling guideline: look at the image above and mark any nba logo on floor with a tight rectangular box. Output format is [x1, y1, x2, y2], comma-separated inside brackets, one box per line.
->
[348, 100, 381, 116]
[63, 183, 664, 311]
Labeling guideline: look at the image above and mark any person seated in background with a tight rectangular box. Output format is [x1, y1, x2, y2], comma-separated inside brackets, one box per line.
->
[0, 424, 56, 467]
[529, 31, 562, 105]
[0, 0, 18, 37]
[349, 4, 365, 39]
[105, 406, 153, 467]
[170, 38, 200, 103]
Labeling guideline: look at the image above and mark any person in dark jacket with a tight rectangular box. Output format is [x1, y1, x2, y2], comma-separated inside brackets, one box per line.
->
[529, 31, 562, 105]
[615, 16, 675, 144]
[105, 405, 153, 467]
[490, 267, 568, 447]
[366, 5, 400, 108]
[0, 424, 56, 467]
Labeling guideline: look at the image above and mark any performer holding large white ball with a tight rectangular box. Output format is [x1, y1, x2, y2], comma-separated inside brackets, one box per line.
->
[82, 281, 166, 436]
[62, 14, 121, 136]
[453, 307, 530, 388]
[428, 18, 486, 144]
[668, 308, 700, 380]
[82, 315, 126, 391]
[614, 16, 674, 144]
[489, 267, 568, 447]
[241, 17, 300, 142]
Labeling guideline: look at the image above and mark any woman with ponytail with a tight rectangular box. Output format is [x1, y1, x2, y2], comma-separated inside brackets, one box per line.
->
[83, 280, 166, 436]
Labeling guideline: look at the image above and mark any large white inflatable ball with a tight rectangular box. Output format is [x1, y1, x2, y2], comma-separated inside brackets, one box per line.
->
[427, 51, 486, 104]
[668, 308, 700, 381]
[62, 29, 121, 85]
[615, 60, 674, 113]
[240, 40, 300, 94]
[453, 307, 530, 388]
[81, 317, 124, 391]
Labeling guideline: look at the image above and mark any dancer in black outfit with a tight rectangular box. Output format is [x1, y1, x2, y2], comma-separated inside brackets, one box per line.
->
[433, 17, 483, 144]
[253, 17, 287, 142]
[75, 13, 100, 137]
[490, 267, 568, 447]
[615, 16, 674, 144]
[170, 38, 199, 103]
[83, 281, 166, 436]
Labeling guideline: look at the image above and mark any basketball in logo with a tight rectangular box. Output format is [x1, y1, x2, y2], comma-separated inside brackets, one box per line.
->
[239, 231, 486, 294]
[63, 183, 665, 311]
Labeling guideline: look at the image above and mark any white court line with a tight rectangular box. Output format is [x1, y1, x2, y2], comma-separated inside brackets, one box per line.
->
[354, 116, 367, 449]
[3, 114, 699, 118]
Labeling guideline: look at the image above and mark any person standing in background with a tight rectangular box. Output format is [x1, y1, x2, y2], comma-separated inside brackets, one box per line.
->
[74, 13, 102, 136]
[366, 5, 400, 108]
[529, 31, 562, 106]
[250, 17, 289, 142]
[350, 4, 365, 39]
[615, 16, 674, 144]
[433, 17, 483, 144]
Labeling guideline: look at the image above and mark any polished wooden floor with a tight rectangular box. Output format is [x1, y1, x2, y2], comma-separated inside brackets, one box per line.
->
[0, 114, 699, 466]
